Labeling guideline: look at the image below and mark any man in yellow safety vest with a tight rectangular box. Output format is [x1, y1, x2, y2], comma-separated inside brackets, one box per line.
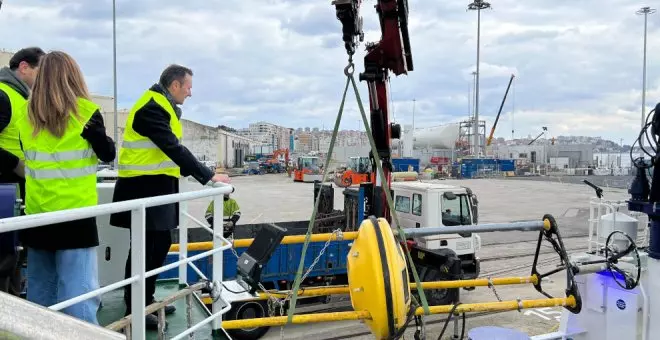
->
[205, 192, 241, 237]
[109, 64, 230, 329]
[0, 47, 45, 296]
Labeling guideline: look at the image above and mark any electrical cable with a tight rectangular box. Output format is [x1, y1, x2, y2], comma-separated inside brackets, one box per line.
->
[436, 302, 465, 340]
[630, 108, 657, 170]
[222, 283, 248, 294]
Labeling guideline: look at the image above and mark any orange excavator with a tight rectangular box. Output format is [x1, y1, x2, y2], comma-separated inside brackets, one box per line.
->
[262, 148, 290, 174]
[335, 156, 371, 187]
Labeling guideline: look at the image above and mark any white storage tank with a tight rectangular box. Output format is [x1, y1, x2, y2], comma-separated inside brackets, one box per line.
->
[598, 212, 638, 250]
[412, 123, 461, 149]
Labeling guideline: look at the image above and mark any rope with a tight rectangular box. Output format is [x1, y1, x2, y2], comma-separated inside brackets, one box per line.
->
[286, 75, 351, 323]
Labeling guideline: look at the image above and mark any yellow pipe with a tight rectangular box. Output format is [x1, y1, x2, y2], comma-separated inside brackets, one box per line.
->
[415, 295, 576, 315]
[200, 275, 538, 304]
[221, 296, 576, 329]
[169, 231, 359, 252]
[222, 310, 372, 329]
[171, 219, 550, 252]
[170, 219, 549, 252]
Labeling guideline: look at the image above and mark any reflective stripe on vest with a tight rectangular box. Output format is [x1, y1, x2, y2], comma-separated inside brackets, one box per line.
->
[0, 82, 26, 160]
[17, 97, 99, 214]
[118, 89, 182, 178]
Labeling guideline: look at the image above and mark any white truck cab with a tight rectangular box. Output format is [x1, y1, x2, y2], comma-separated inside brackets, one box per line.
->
[390, 181, 481, 279]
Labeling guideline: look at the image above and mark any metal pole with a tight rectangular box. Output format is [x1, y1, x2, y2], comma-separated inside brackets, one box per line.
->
[412, 99, 416, 133]
[637, 6, 656, 149]
[467, 0, 491, 157]
[402, 220, 546, 237]
[112, 0, 119, 169]
[475, 8, 480, 157]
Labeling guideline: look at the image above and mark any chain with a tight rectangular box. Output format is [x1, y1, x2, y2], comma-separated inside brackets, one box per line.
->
[227, 229, 344, 340]
[487, 276, 502, 302]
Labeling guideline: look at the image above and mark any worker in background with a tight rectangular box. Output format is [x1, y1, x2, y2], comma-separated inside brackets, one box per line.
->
[205, 192, 241, 237]
[0, 47, 45, 296]
[17, 51, 116, 323]
[109, 64, 230, 329]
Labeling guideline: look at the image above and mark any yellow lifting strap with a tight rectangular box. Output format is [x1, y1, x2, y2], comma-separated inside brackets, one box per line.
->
[286, 75, 351, 324]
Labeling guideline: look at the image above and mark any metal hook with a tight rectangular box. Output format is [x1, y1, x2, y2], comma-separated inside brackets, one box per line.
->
[344, 62, 355, 76]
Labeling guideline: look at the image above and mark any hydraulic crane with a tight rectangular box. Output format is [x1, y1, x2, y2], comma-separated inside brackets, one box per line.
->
[333, 0, 411, 222]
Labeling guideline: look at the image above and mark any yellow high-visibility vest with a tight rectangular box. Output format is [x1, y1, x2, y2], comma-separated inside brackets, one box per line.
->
[0, 82, 26, 160]
[16, 97, 99, 214]
[118, 90, 182, 178]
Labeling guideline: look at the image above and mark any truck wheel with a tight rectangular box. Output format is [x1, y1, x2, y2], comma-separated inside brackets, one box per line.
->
[420, 267, 459, 306]
[224, 300, 270, 340]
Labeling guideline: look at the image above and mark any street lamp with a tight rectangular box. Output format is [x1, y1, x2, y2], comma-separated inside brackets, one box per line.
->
[636, 6, 656, 149]
[112, 0, 119, 169]
[467, 0, 491, 157]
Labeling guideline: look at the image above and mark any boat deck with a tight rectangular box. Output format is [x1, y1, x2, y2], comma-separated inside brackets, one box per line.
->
[98, 279, 217, 339]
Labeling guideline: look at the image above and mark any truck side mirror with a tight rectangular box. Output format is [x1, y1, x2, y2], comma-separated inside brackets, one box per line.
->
[443, 192, 457, 200]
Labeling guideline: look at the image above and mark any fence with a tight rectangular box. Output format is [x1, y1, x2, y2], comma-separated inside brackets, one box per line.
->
[0, 182, 235, 340]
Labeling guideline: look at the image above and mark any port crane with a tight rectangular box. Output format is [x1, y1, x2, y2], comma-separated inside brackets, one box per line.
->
[486, 74, 515, 146]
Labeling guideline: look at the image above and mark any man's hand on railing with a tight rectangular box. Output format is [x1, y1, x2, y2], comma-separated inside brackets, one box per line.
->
[211, 173, 231, 184]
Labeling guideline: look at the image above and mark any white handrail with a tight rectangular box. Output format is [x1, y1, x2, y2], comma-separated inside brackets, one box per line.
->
[0, 180, 235, 340]
[0, 291, 126, 340]
[0, 183, 233, 233]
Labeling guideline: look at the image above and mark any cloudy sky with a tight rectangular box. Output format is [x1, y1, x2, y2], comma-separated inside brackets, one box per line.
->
[1, 0, 659, 144]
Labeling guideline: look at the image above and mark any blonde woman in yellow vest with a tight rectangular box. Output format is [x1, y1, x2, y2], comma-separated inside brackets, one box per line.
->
[0, 47, 45, 297]
[16, 51, 116, 324]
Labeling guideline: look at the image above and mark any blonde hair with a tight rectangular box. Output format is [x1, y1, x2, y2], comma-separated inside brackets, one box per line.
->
[27, 51, 90, 138]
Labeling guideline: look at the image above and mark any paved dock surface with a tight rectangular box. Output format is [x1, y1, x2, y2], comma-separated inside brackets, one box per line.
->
[180, 174, 638, 339]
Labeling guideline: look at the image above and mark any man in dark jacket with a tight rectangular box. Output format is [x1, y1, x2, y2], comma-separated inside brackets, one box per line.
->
[110, 64, 230, 329]
[0, 47, 44, 296]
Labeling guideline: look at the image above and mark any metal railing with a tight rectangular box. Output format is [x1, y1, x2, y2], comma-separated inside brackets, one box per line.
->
[587, 197, 648, 252]
[0, 181, 235, 340]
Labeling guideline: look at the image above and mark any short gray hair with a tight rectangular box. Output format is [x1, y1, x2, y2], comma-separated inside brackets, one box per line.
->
[159, 64, 193, 88]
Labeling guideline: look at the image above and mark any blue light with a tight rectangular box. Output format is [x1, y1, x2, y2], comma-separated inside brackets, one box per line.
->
[596, 269, 626, 283]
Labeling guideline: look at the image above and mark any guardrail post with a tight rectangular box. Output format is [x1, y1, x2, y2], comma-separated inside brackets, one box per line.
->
[179, 200, 188, 287]
[211, 193, 224, 333]
[131, 205, 146, 340]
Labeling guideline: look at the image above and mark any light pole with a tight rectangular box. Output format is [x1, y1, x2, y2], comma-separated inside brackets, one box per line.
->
[636, 6, 656, 149]
[112, 0, 119, 169]
[467, 0, 491, 157]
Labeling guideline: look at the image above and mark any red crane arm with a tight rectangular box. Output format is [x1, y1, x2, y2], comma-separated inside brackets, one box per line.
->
[333, 0, 413, 222]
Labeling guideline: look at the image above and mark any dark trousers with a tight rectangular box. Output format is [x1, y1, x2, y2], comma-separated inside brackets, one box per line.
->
[123, 230, 172, 314]
[0, 249, 24, 296]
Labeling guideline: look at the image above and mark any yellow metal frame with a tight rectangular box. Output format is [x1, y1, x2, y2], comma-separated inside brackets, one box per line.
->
[169, 231, 356, 252]
[221, 296, 576, 330]
[177, 217, 566, 338]
[169, 219, 550, 252]
[200, 275, 539, 305]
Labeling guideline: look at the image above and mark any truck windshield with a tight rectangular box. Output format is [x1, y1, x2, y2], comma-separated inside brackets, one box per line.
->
[441, 194, 471, 226]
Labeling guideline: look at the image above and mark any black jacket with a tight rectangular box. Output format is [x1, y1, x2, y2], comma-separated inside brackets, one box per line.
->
[19, 110, 116, 251]
[0, 68, 29, 199]
[0, 69, 29, 255]
[109, 84, 214, 231]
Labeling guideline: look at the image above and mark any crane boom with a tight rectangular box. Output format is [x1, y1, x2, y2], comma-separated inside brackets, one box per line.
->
[333, 0, 411, 222]
[528, 132, 544, 145]
[486, 74, 515, 146]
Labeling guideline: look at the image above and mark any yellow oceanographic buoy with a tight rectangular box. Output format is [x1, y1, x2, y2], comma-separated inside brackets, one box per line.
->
[347, 216, 411, 339]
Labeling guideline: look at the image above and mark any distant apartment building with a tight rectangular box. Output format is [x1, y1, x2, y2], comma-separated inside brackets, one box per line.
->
[236, 122, 292, 151]
[0, 50, 12, 67]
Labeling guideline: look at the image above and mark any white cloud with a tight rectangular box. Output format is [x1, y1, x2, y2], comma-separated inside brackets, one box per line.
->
[0, 0, 659, 145]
